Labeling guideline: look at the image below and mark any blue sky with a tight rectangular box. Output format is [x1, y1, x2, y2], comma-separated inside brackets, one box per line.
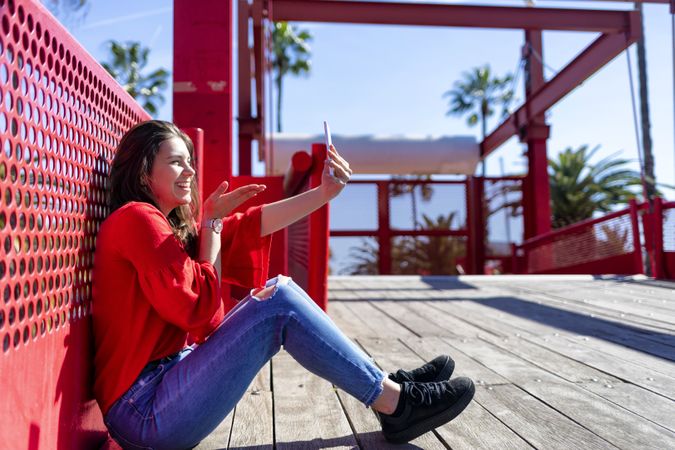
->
[58, 0, 675, 271]
[65, 1, 674, 184]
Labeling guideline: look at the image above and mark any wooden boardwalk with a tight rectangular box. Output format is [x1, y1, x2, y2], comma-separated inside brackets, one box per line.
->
[197, 275, 675, 449]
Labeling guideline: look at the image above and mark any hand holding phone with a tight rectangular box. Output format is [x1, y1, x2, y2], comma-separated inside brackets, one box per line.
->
[323, 121, 335, 178]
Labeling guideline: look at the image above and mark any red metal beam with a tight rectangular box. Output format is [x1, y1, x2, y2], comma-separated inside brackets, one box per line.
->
[582, 0, 667, 3]
[270, 0, 633, 33]
[238, 0, 253, 175]
[482, 12, 641, 156]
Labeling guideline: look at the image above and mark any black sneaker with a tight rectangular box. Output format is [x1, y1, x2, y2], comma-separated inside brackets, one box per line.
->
[379, 377, 475, 444]
[388, 355, 455, 384]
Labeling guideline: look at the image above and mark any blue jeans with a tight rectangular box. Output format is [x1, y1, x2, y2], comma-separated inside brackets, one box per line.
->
[104, 276, 386, 450]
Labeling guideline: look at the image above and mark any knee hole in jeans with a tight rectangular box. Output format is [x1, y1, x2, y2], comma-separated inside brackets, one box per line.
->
[250, 275, 292, 301]
[251, 285, 276, 301]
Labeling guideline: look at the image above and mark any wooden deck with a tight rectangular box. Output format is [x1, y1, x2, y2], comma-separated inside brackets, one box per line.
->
[196, 275, 675, 449]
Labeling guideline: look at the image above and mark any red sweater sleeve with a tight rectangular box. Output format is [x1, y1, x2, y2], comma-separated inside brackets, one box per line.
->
[117, 203, 222, 341]
[218, 204, 273, 289]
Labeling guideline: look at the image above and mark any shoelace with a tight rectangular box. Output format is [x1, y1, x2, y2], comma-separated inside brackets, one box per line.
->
[394, 362, 433, 382]
[406, 381, 448, 406]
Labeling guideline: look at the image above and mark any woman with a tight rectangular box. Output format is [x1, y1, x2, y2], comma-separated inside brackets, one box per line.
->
[92, 120, 474, 449]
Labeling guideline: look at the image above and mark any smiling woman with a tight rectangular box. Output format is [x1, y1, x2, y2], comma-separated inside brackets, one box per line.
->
[93, 120, 473, 449]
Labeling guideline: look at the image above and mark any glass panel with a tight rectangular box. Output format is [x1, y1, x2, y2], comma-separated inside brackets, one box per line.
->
[330, 184, 378, 230]
[329, 236, 379, 275]
[390, 183, 466, 231]
[485, 178, 523, 254]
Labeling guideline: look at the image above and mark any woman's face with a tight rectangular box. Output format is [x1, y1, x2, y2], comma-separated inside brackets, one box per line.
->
[147, 137, 196, 216]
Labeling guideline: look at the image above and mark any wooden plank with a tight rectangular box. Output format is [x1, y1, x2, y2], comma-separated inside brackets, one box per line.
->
[564, 334, 675, 378]
[434, 390, 535, 450]
[524, 333, 675, 400]
[474, 384, 615, 450]
[368, 300, 457, 338]
[480, 333, 621, 385]
[451, 337, 675, 449]
[228, 392, 274, 449]
[503, 285, 675, 333]
[478, 334, 675, 432]
[272, 351, 358, 449]
[428, 299, 563, 339]
[194, 411, 234, 450]
[429, 298, 675, 401]
[437, 292, 675, 361]
[227, 362, 274, 449]
[328, 301, 374, 339]
[581, 381, 675, 433]
[509, 279, 675, 316]
[390, 301, 502, 337]
[342, 301, 419, 339]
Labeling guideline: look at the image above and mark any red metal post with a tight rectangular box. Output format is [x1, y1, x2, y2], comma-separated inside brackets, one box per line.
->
[377, 181, 392, 274]
[466, 177, 486, 274]
[510, 243, 519, 274]
[465, 178, 475, 274]
[629, 199, 645, 274]
[522, 31, 552, 239]
[652, 197, 665, 278]
[174, 0, 234, 195]
[309, 144, 330, 309]
[238, 0, 254, 176]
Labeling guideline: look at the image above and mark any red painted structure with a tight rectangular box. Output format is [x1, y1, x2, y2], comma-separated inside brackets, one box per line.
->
[1, 1, 673, 449]
[512, 198, 675, 279]
[0, 1, 150, 448]
[237, 0, 645, 274]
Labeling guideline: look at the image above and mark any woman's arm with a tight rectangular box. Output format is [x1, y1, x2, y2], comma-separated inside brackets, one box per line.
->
[199, 227, 222, 279]
[260, 186, 329, 237]
[260, 145, 352, 237]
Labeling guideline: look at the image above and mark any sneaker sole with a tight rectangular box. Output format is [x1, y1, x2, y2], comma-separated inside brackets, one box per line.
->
[383, 380, 476, 444]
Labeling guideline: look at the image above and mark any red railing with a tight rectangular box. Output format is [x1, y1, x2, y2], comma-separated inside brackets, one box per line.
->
[0, 0, 150, 448]
[286, 143, 330, 309]
[330, 178, 471, 274]
[513, 200, 645, 275]
[659, 199, 675, 278]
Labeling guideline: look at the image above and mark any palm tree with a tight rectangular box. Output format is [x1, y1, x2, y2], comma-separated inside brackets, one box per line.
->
[405, 213, 465, 275]
[271, 22, 312, 132]
[101, 41, 169, 117]
[443, 65, 514, 160]
[343, 213, 465, 275]
[390, 175, 434, 229]
[549, 145, 643, 228]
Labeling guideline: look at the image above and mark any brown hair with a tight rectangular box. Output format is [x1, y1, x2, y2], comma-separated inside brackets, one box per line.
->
[108, 120, 200, 256]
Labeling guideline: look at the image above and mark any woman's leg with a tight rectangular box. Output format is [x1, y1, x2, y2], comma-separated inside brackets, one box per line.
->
[105, 275, 388, 449]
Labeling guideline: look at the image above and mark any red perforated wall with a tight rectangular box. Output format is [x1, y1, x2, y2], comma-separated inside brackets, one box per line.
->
[0, 1, 150, 448]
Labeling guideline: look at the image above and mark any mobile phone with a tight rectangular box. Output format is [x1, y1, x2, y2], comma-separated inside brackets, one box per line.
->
[323, 121, 335, 178]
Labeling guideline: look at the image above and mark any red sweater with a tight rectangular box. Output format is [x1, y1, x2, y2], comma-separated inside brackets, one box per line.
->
[92, 201, 272, 415]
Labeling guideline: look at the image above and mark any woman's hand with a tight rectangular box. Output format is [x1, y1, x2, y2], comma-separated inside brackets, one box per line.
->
[203, 182, 266, 219]
[321, 145, 353, 200]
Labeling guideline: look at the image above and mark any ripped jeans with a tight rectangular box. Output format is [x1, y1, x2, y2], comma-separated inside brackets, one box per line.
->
[103, 276, 387, 450]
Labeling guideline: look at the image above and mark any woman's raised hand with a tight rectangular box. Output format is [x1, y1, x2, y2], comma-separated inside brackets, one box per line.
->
[203, 181, 266, 219]
[321, 145, 352, 199]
